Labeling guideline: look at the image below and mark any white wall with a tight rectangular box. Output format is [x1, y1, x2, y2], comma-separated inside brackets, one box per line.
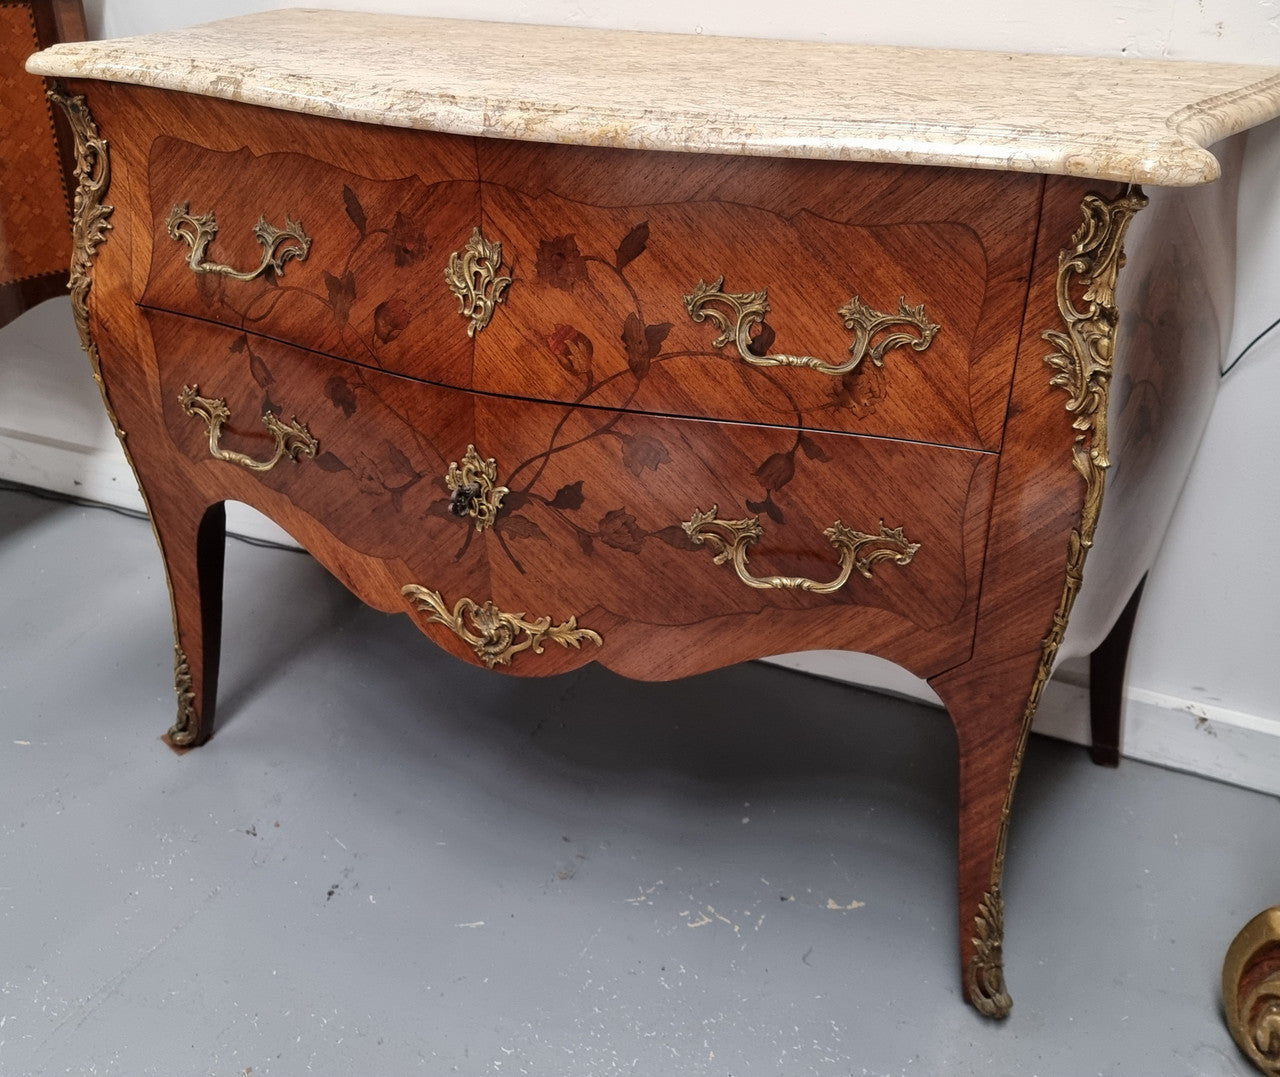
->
[97, 0, 1280, 59]
[5, 0, 1279, 788]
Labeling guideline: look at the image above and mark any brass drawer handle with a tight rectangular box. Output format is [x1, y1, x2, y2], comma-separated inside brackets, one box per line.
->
[683, 277, 938, 377]
[683, 505, 919, 593]
[446, 445, 509, 531]
[445, 226, 512, 337]
[179, 385, 318, 472]
[166, 202, 312, 281]
[403, 585, 602, 668]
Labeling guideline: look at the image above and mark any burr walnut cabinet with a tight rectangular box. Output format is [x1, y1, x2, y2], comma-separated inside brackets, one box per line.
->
[28, 10, 1280, 1017]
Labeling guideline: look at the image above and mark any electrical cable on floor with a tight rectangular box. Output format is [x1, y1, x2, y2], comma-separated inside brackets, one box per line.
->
[1221, 312, 1280, 377]
[0, 478, 308, 553]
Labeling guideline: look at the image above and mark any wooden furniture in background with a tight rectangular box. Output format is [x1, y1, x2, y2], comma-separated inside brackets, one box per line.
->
[27, 12, 1280, 1016]
[0, 0, 85, 327]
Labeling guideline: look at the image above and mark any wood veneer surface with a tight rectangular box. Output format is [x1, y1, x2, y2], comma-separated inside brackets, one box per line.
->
[134, 93, 1038, 449]
[140, 310, 993, 680]
[51, 33, 1256, 1014]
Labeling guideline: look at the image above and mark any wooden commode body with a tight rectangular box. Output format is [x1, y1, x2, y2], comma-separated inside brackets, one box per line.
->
[28, 11, 1280, 1015]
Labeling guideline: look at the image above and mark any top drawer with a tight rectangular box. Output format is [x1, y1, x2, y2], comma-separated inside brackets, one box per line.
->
[141, 123, 1041, 450]
[473, 142, 1043, 452]
[141, 133, 481, 386]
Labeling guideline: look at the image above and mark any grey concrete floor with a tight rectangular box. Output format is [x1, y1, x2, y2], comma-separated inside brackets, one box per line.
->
[1, 482, 1277, 1076]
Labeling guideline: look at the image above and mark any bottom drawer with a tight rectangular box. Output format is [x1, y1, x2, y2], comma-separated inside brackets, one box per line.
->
[145, 311, 996, 680]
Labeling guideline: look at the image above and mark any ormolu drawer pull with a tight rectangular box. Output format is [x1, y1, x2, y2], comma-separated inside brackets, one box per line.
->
[445, 226, 512, 337]
[403, 585, 602, 668]
[683, 277, 939, 377]
[446, 445, 508, 531]
[166, 202, 312, 281]
[682, 505, 919, 593]
[179, 385, 318, 472]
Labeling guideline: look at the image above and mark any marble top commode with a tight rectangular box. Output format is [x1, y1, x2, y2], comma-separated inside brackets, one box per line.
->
[26, 7, 1280, 186]
[23, 4, 1280, 1022]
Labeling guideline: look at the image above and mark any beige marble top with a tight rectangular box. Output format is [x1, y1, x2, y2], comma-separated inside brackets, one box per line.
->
[27, 8, 1280, 186]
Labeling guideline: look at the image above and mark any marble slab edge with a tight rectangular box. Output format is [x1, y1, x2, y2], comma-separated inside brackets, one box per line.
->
[26, 9, 1280, 187]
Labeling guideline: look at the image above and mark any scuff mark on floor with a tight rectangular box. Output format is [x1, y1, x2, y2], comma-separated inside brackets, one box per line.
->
[680, 905, 741, 934]
[625, 881, 663, 905]
[33, 883, 225, 1052]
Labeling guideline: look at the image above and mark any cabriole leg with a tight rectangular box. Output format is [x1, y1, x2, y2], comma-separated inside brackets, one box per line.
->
[149, 498, 226, 749]
[931, 662, 1041, 1019]
[1087, 574, 1146, 767]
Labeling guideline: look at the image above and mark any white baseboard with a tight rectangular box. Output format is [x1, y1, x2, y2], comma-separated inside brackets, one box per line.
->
[1, 425, 146, 512]
[765, 653, 1280, 798]
[0, 428, 295, 545]
[1033, 681, 1280, 797]
[6, 425, 1280, 798]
